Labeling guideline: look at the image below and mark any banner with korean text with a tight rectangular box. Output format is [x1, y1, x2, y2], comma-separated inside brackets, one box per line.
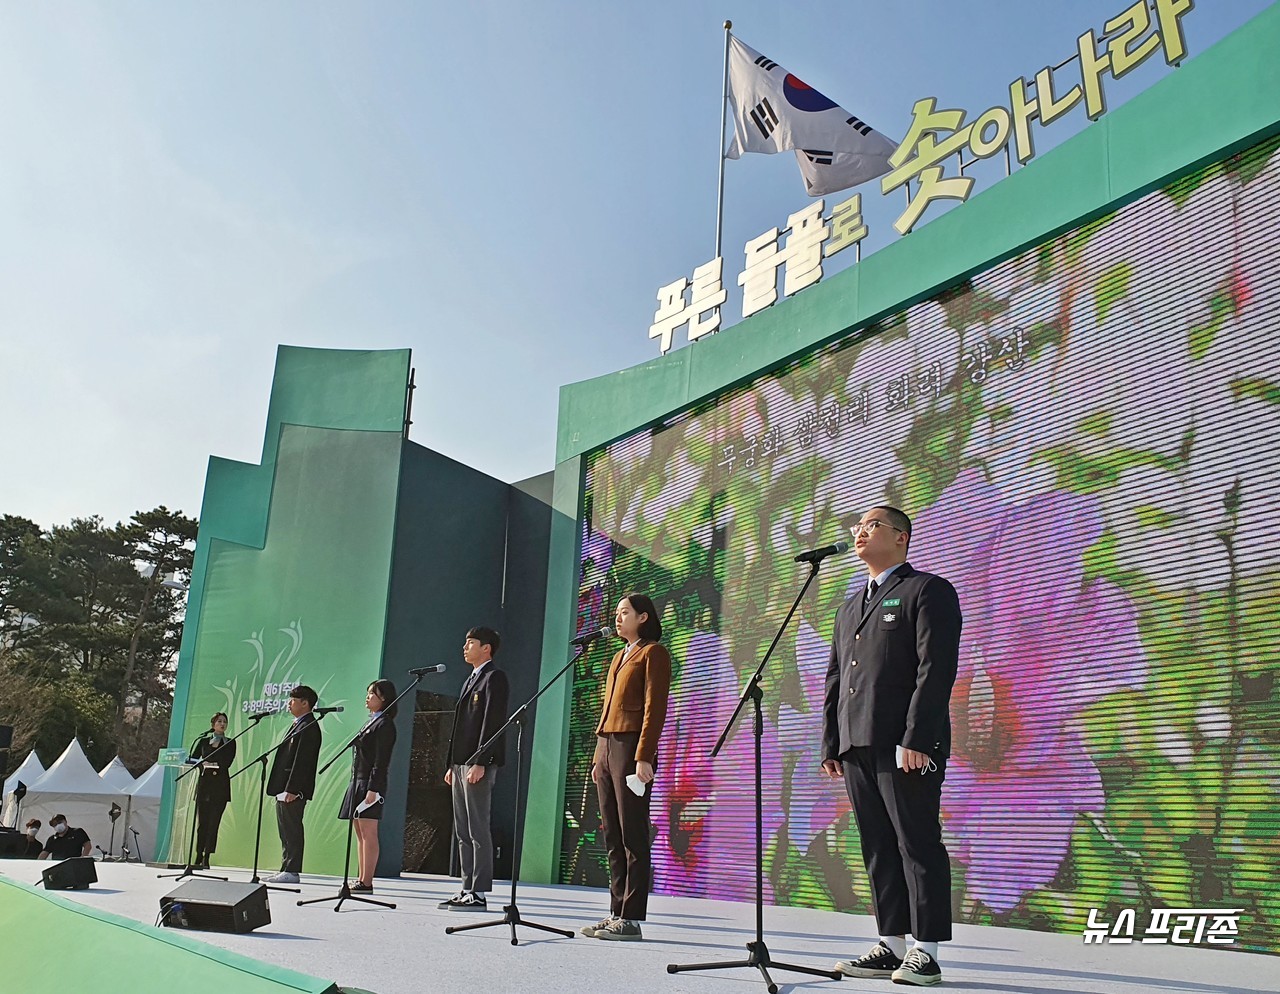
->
[562, 132, 1280, 951]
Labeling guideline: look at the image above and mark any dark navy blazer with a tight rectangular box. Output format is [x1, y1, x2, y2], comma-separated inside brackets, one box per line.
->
[822, 562, 962, 760]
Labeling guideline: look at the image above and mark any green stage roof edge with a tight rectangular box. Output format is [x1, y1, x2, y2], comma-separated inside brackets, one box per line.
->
[554, 2, 1280, 463]
[0, 877, 337, 994]
[159, 346, 411, 861]
[520, 4, 1280, 883]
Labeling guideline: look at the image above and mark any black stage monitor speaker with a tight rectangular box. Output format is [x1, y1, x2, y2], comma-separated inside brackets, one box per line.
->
[159, 879, 271, 933]
[41, 856, 97, 889]
[0, 828, 28, 858]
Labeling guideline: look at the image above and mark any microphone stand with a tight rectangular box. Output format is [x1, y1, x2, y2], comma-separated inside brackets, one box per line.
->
[229, 713, 324, 894]
[444, 642, 599, 945]
[298, 674, 429, 912]
[125, 826, 143, 863]
[667, 559, 843, 994]
[159, 723, 257, 882]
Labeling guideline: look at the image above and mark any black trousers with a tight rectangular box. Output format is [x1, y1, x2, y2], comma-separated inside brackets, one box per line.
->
[595, 733, 652, 921]
[842, 746, 951, 942]
[276, 797, 307, 873]
[195, 795, 228, 855]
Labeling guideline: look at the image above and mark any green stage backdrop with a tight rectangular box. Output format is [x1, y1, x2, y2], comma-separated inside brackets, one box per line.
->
[526, 5, 1280, 955]
[159, 347, 410, 876]
[561, 130, 1280, 950]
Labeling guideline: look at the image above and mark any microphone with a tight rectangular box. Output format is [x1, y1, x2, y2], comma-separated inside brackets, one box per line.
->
[314, 706, 345, 715]
[570, 625, 613, 647]
[408, 664, 447, 675]
[248, 712, 270, 722]
[794, 540, 851, 563]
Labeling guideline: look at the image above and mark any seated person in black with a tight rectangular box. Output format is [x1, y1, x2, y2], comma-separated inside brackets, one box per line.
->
[23, 819, 43, 858]
[39, 814, 91, 860]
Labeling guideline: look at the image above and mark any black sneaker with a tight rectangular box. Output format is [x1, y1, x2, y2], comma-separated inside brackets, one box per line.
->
[835, 941, 903, 978]
[439, 891, 487, 911]
[594, 917, 643, 941]
[437, 890, 466, 910]
[892, 947, 942, 986]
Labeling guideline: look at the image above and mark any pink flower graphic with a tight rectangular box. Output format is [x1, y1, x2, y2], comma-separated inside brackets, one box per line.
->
[786, 621, 851, 850]
[908, 469, 1147, 913]
[652, 630, 785, 902]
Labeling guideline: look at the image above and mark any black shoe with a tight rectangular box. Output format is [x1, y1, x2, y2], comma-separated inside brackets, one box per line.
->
[442, 892, 487, 911]
[835, 941, 903, 978]
[350, 881, 373, 893]
[594, 918, 643, 941]
[892, 948, 942, 986]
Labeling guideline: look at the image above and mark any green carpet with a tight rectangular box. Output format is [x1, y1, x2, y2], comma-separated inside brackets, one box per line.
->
[0, 875, 339, 994]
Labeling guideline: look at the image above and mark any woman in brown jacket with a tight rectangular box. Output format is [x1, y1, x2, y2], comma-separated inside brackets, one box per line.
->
[581, 592, 671, 942]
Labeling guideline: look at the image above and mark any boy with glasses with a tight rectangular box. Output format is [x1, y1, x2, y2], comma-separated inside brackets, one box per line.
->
[821, 506, 962, 986]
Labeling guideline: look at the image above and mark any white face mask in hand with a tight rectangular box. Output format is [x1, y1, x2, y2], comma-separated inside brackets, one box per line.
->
[895, 745, 939, 775]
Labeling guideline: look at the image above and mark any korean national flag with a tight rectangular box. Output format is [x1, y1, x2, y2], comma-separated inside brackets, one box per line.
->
[725, 35, 896, 197]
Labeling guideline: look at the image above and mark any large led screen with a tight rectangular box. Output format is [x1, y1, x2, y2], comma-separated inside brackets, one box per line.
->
[560, 134, 1280, 951]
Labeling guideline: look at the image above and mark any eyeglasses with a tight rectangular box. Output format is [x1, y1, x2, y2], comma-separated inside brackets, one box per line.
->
[851, 520, 905, 537]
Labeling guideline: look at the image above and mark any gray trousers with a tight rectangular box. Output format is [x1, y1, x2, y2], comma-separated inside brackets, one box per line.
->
[276, 797, 306, 873]
[450, 764, 496, 893]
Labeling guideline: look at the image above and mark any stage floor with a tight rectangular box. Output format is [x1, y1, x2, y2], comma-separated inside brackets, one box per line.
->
[0, 860, 1271, 994]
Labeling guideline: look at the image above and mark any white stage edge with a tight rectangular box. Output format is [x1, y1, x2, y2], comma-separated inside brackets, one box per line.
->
[0, 860, 1271, 994]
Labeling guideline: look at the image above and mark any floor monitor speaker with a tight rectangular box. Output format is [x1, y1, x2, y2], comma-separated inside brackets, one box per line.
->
[159, 879, 271, 933]
[41, 856, 97, 889]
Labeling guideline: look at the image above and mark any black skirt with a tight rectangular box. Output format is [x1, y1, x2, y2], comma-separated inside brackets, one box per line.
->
[338, 778, 384, 821]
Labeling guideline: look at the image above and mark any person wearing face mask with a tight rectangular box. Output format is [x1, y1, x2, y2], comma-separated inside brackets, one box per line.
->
[39, 814, 91, 860]
[581, 592, 671, 942]
[23, 818, 43, 858]
[191, 711, 237, 870]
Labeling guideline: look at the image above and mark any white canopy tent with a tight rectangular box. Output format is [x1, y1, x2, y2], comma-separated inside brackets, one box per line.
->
[2, 750, 45, 827]
[98, 756, 136, 792]
[122, 762, 164, 861]
[15, 740, 130, 857]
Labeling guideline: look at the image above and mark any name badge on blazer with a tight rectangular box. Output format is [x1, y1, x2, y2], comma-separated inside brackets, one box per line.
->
[880, 600, 901, 628]
[472, 692, 481, 705]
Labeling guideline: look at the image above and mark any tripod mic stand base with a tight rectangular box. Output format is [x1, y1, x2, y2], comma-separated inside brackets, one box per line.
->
[445, 903, 575, 945]
[298, 880, 395, 912]
[157, 866, 227, 882]
[667, 939, 842, 994]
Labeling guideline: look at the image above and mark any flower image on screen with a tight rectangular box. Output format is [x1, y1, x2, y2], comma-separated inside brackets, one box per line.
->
[559, 134, 1280, 950]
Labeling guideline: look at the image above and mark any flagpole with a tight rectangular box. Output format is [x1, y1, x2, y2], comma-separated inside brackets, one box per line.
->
[715, 20, 732, 263]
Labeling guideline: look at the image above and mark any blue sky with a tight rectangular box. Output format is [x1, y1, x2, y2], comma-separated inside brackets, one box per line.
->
[1, 1, 1270, 527]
